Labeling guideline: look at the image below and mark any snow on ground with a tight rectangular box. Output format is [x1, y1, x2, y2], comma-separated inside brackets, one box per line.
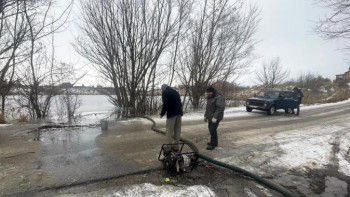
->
[112, 183, 214, 197]
[301, 98, 350, 110]
[338, 125, 350, 177]
[269, 125, 343, 169]
[217, 124, 350, 176]
[0, 124, 12, 127]
[57, 183, 216, 197]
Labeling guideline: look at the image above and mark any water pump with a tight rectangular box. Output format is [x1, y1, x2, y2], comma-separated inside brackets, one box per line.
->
[158, 143, 198, 174]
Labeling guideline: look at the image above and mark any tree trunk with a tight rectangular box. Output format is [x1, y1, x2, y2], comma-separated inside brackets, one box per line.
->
[1, 95, 5, 115]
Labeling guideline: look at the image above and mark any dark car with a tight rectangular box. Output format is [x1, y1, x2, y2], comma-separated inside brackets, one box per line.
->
[245, 88, 299, 115]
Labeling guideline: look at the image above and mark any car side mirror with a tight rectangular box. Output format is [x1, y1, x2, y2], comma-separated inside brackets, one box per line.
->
[279, 95, 284, 100]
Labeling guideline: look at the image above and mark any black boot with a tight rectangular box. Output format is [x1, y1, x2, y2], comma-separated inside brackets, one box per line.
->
[206, 144, 215, 150]
[207, 142, 217, 146]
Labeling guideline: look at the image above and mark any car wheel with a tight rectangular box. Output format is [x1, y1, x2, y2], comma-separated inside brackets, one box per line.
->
[267, 106, 276, 115]
[246, 106, 252, 112]
[284, 108, 293, 114]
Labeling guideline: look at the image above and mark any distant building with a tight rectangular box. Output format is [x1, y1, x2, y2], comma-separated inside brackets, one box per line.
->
[335, 67, 350, 82]
[59, 82, 73, 89]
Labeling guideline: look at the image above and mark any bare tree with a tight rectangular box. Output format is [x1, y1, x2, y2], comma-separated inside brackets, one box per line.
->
[292, 72, 330, 91]
[17, 0, 73, 119]
[314, 0, 350, 49]
[177, 0, 259, 109]
[0, 0, 28, 119]
[76, 0, 189, 115]
[56, 72, 84, 124]
[255, 57, 290, 88]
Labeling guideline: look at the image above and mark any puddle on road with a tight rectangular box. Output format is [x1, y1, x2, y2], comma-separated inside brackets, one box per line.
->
[34, 125, 140, 185]
[35, 127, 101, 153]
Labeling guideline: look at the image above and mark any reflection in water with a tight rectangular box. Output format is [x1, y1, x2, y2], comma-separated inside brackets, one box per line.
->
[36, 126, 138, 185]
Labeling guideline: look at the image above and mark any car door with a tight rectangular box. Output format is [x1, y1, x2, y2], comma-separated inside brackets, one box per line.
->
[283, 91, 295, 109]
[274, 91, 285, 109]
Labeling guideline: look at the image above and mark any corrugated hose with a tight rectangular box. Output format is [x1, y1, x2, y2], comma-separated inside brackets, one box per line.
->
[128, 115, 296, 197]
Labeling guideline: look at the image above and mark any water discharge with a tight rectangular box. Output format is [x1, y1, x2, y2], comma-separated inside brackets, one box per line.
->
[35, 125, 140, 185]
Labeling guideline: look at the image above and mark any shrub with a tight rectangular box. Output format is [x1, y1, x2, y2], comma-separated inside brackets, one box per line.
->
[18, 115, 28, 123]
[302, 92, 326, 104]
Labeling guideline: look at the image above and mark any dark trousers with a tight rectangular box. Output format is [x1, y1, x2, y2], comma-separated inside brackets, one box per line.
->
[208, 121, 220, 146]
[296, 97, 302, 114]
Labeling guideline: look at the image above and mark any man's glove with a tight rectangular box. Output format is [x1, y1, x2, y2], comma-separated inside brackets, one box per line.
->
[212, 118, 217, 123]
[204, 118, 208, 122]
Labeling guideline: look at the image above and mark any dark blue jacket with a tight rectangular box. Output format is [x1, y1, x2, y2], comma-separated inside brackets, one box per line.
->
[160, 87, 182, 118]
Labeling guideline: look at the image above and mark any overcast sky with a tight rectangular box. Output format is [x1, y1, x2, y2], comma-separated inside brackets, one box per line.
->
[54, 0, 349, 87]
[238, 0, 349, 86]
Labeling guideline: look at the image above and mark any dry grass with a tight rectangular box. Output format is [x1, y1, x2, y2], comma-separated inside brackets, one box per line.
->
[0, 113, 5, 124]
[302, 92, 327, 104]
[326, 89, 350, 103]
[17, 114, 28, 123]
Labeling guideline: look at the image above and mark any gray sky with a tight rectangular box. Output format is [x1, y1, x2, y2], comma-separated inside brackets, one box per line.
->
[238, 0, 348, 86]
[54, 0, 349, 87]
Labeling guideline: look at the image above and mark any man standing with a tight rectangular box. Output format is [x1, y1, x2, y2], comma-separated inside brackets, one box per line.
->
[204, 87, 225, 150]
[159, 84, 183, 149]
[293, 87, 304, 116]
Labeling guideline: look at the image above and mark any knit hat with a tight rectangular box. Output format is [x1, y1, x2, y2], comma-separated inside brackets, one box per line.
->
[161, 84, 168, 91]
[206, 86, 215, 92]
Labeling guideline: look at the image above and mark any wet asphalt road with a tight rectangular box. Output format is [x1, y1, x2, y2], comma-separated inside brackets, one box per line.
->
[36, 127, 141, 186]
[32, 101, 350, 195]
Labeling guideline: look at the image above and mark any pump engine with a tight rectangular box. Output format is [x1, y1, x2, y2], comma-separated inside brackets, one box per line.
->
[158, 143, 198, 174]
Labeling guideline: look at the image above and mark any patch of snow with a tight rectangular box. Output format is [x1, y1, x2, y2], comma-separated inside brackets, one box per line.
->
[320, 86, 327, 93]
[217, 125, 346, 176]
[338, 130, 350, 177]
[244, 188, 258, 197]
[256, 184, 273, 197]
[0, 124, 12, 127]
[59, 183, 216, 197]
[112, 183, 215, 197]
[268, 125, 343, 169]
[338, 155, 350, 177]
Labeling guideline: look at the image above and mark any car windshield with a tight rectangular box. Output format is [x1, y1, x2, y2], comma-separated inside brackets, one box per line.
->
[257, 90, 280, 99]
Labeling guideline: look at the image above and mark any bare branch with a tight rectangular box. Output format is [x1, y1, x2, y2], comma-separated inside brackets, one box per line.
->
[255, 57, 290, 88]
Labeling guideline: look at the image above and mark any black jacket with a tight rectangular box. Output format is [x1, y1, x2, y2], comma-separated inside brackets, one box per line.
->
[160, 87, 183, 118]
[294, 88, 304, 98]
